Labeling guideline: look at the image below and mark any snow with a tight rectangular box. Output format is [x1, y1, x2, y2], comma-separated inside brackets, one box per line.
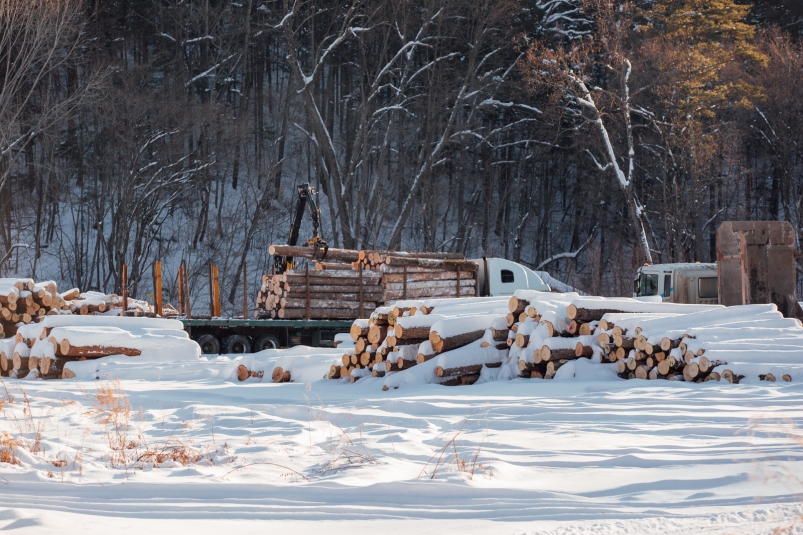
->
[569, 297, 723, 314]
[435, 339, 507, 370]
[430, 314, 505, 338]
[2, 299, 803, 533]
[0, 370, 802, 534]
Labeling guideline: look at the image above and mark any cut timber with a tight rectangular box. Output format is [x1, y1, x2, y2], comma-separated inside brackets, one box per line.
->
[435, 364, 483, 377]
[546, 359, 567, 375]
[350, 319, 369, 340]
[541, 346, 578, 361]
[367, 325, 387, 345]
[279, 308, 375, 320]
[430, 330, 485, 353]
[575, 343, 593, 358]
[635, 365, 651, 380]
[268, 245, 360, 262]
[271, 367, 292, 383]
[508, 296, 529, 314]
[58, 339, 142, 358]
[383, 257, 479, 271]
[613, 335, 635, 349]
[284, 274, 382, 286]
[283, 298, 378, 310]
[491, 327, 509, 341]
[439, 374, 480, 387]
[315, 262, 354, 270]
[382, 271, 474, 283]
[515, 333, 529, 348]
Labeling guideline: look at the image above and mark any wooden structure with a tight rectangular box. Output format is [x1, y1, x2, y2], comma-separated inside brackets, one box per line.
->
[716, 221, 801, 318]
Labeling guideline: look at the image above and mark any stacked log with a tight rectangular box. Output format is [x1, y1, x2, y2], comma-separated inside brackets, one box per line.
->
[258, 246, 480, 321]
[5, 316, 190, 380]
[322, 293, 803, 387]
[256, 269, 384, 319]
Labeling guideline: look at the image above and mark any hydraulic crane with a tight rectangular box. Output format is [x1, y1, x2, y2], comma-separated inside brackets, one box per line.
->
[273, 184, 329, 275]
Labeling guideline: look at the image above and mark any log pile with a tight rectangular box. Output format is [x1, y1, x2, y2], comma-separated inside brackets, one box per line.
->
[256, 246, 479, 320]
[324, 291, 803, 388]
[0, 314, 193, 379]
[0, 279, 153, 342]
[325, 296, 511, 384]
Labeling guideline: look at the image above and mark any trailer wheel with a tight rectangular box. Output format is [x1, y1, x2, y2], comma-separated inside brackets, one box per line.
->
[197, 334, 220, 355]
[252, 334, 281, 352]
[224, 334, 252, 355]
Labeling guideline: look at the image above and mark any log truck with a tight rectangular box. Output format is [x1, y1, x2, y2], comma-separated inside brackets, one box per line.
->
[182, 184, 557, 354]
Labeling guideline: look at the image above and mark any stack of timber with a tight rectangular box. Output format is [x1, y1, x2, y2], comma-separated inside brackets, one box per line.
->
[257, 246, 480, 320]
[1, 316, 195, 379]
[0, 278, 153, 342]
[323, 296, 511, 385]
[256, 267, 383, 320]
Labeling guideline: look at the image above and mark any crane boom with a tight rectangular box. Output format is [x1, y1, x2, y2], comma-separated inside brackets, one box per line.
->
[273, 184, 328, 274]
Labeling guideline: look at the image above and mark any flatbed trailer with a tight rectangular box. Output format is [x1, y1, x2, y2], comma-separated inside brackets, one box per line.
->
[180, 318, 353, 355]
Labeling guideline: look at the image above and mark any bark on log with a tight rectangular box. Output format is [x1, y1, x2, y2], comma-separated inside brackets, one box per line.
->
[508, 297, 529, 314]
[435, 364, 483, 377]
[429, 329, 485, 353]
[491, 328, 509, 341]
[382, 271, 473, 283]
[271, 367, 292, 383]
[613, 335, 635, 349]
[575, 343, 594, 358]
[382, 279, 475, 292]
[394, 324, 432, 340]
[284, 274, 382, 286]
[367, 325, 387, 345]
[541, 347, 578, 361]
[439, 374, 480, 386]
[269, 245, 360, 262]
[58, 339, 142, 358]
[383, 257, 479, 271]
[515, 333, 529, 348]
[278, 308, 373, 320]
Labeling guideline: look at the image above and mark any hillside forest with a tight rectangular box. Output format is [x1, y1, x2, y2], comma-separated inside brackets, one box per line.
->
[1, 0, 802, 312]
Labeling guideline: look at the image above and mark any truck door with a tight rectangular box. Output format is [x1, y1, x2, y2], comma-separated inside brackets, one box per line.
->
[661, 272, 673, 302]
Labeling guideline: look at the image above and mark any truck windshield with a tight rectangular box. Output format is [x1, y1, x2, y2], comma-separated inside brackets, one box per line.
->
[637, 273, 659, 296]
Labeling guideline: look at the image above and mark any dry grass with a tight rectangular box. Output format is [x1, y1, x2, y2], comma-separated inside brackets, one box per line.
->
[0, 432, 19, 465]
[90, 379, 132, 468]
[418, 414, 492, 480]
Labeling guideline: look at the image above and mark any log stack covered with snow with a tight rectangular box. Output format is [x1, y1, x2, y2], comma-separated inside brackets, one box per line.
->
[0, 278, 152, 338]
[255, 246, 478, 320]
[323, 291, 803, 388]
[1, 315, 198, 379]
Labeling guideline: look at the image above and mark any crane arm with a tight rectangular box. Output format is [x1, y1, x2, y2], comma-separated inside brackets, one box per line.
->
[273, 184, 328, 274]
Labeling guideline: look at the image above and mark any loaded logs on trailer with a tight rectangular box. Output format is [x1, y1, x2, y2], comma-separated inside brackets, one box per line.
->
[256, 246, 478, 320]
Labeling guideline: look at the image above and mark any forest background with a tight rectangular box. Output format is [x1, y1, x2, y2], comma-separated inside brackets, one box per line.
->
[1, 0, 801, 314]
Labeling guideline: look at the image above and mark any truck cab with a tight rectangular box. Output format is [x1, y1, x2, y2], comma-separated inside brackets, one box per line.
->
[473, 257, 551, 296]
[634, 263, 718, 304]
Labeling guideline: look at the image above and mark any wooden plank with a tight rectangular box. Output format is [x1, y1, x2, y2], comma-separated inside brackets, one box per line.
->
[121, 264, 128, 315]
[154, 261, 163, 317]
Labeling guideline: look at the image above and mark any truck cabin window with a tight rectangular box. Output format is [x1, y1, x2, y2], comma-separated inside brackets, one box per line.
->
[663, 274, 672, 298]
[637, 273, 659, 296]
[698, 277, 718, 299]
[501, 269, 515, 283]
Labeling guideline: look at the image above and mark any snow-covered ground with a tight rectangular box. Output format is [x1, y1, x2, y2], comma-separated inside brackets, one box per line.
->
[1, 354, 802, 534]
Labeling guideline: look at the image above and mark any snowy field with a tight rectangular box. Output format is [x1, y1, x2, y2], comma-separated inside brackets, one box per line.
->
[1, 354, 802, 534]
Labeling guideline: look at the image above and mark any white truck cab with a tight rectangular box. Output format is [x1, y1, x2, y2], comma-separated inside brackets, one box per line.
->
[472, 257, 552, 296]
[634, 263, 718, 304]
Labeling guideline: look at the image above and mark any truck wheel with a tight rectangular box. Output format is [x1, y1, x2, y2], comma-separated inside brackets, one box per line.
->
[252, 334, 281, 352]
[224, 334, 252, 355]
[196, 334, 220, 355]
